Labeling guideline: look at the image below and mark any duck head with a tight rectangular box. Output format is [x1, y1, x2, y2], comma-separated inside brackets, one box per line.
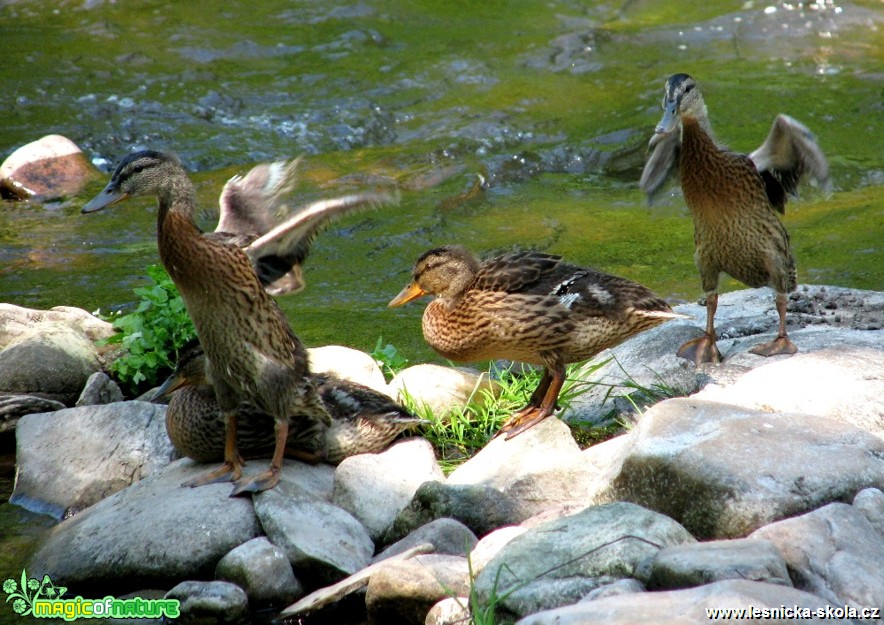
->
[655, 73, 707, 135]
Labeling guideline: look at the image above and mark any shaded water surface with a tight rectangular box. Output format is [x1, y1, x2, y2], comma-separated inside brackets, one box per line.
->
[1, 0, 882, 612]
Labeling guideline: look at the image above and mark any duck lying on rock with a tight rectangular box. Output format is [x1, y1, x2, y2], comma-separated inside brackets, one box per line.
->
[389, 245, 684, 439]
[82, 150, 395, 495]
[641, 73, 831, 365]
[154, 339, 426, 465]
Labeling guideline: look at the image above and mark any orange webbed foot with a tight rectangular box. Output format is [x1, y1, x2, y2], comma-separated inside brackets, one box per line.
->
[494, 406, 553, 441]
[749, 336, 798, 357]
[182, 460, 243, 488]
[229, 466, 281, 497]
[677, 333, 722, 365]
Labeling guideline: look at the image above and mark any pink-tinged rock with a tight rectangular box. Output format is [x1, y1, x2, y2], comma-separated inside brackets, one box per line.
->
[1, 134, 97, 201]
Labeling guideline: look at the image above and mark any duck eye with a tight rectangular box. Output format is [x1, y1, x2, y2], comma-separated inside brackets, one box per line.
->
[684, 84, 694, 94]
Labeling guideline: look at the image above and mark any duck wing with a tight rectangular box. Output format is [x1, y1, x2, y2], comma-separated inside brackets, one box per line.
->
[640, 128, 682, 204]
[750, 114, 831, 202]
[245, 191, 398, 295]
[216, 158, 300, 236]
[469, 251, 562, 294]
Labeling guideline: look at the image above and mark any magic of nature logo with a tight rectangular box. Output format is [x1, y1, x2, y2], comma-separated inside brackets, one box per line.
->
[3, 569, 180, 621]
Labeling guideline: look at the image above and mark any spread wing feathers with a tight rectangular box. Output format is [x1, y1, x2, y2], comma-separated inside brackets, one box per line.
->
[245, 190, 399, 295]
[470, 251, 563, 293]
[216, 157, 301, 236]
[750, 114, 831, 199]
[640, 128, 682, 203]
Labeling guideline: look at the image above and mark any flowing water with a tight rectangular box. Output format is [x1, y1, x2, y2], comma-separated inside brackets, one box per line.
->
[1, 0, 882, 609]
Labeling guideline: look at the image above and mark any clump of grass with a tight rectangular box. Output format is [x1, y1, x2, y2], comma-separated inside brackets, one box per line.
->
[399, 359, 600, 473]
[99, 264, 196, 395]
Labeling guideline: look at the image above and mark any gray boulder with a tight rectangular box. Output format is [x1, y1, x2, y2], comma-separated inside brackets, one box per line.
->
[75, 371, 124, 406]
[308, 345, 389, 394]
[852, 487, 884, 537]
[28, 460, 262, 592]
[277, 458, 336, 502]
[0, 325, 103, 404]
[474, 502, 695, 619]
[516, 579, 852, 624]
[646, 538, 791, 590]
[215, 537, 302, 609]
[750, 502, 884, 609]
[602, 398, 884, 538]
[425, 597, 471, 625]
[385, 481, 525, 544]
[388, 363, 494, 417]
[13, 401, 175, 518]
[0, 394, 65, 434]
[165, 580, 249, 625]
[580, 578, 645, 602]
[365, 554, 470, 625]
[333, 437, 444, 542]
[694, 344, 883, 436]
[373, 518, 478, 563]
[253, 480, 374, 585]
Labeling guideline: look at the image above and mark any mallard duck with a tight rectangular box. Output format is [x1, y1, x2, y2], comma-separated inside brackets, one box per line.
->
[82, 150, 393, 495]
[154, 339, 426, 464]
[388, 246, 683, 438]
[640, 73, 831, 364]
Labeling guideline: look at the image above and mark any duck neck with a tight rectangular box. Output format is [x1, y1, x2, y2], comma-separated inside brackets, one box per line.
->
[156, 173, 202, 282]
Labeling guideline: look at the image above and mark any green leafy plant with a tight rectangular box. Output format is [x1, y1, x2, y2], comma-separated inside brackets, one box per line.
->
[101, 265, 196, 394]
[371, 337, 409, 381]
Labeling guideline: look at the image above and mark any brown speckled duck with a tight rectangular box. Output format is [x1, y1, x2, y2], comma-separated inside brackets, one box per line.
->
[82, 150, 393, 495]
[640, 73, 831, 364]
[389, 246, 683, 438]
[154, 339, 426, 464]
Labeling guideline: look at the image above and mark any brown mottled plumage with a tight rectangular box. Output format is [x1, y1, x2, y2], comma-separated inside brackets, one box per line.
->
[82, 150, 334, 495]
[154, 340, 425, 464]
[389, 246, 683, 438]
[640, 73, 830, 364]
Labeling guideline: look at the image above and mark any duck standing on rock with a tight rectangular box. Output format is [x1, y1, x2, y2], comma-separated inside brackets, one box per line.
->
[82, 150, 393, 495]
[389, 245, 683, 438]
[640, 73, 831, 364]
[154, 339, 426, 464]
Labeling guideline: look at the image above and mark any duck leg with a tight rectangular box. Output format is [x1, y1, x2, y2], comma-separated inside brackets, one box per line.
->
[182, 411, 244, 487]
[677, 292, 722, 365]
[495, 365, 564, 440]
[749, 292, 798, 357]
[230, 419, 287, 496]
